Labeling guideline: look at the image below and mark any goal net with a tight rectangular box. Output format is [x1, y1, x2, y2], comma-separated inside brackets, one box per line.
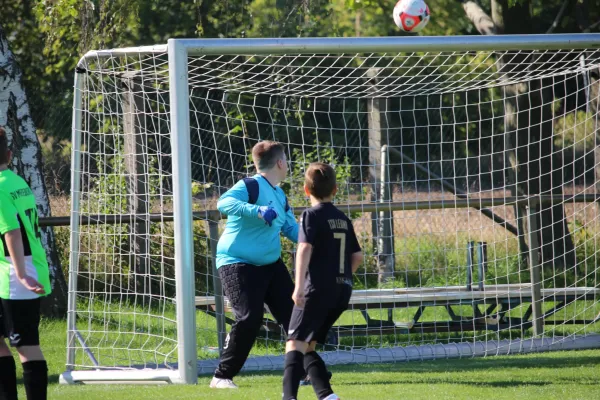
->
[62, 35, 600, 384]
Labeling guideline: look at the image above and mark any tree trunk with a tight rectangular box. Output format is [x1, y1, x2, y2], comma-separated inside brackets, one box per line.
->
[498, 0, 575, 269]
[463, 0, 576, 269]
[463, 0, 529, 259]
[0, 24, 68, 317]
[577, 0, 600, 253]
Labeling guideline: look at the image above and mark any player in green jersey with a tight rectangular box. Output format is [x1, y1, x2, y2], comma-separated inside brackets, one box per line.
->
[0, 127, 49, 400]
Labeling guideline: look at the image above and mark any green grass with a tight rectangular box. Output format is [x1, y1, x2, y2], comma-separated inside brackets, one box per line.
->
[19, 319, 600, 399]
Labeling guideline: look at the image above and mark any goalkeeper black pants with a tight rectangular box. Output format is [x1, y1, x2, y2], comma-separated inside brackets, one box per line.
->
[214, 259, 295, 380]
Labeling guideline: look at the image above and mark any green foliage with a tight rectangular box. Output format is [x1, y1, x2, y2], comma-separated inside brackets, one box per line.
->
[77, 150, 136, 296]
[72, 141, 211, 297]
[365, 231, 597, 291]
[40, 136, 71, 195]
[35, 0, 140, 56]
[566, 217, 600, 288]
[285, 139, 356, 207]
[3, 0, 598, 174]
[553, 110, 597, 152]
[53, 226, 71, 281]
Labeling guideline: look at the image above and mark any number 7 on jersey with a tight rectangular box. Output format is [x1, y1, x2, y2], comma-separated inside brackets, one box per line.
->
[333, 232, 346, 274]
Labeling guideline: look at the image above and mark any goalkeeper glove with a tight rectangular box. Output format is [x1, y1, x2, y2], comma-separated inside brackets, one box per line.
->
[258, 206, 278, 227]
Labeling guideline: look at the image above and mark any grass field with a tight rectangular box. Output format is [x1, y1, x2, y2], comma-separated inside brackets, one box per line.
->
[14, 319, 598, 400]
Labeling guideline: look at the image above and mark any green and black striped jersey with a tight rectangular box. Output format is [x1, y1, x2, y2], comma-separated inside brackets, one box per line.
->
[0, 170, 51, 299]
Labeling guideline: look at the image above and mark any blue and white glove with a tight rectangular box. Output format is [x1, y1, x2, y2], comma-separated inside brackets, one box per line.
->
[258, 206, 278, 227]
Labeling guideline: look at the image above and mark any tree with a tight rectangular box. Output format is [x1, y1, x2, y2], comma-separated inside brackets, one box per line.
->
[461, 0, 579, 269]
[0, 24, 68, 316]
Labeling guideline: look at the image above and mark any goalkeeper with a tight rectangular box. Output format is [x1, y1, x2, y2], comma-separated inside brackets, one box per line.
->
[210, 141, 299, 389]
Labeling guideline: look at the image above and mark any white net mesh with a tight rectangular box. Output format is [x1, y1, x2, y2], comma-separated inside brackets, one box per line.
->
[68, 53, 180, 371]
[67, 40, 600, 380]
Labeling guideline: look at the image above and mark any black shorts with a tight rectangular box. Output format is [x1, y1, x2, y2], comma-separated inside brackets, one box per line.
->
[0, 298, 41, 347]
[287, 284, 351, 344]
[218, 259, 295, 331]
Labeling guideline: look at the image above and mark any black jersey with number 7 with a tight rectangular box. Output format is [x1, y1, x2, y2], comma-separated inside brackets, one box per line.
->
[298, 202, 361, 291]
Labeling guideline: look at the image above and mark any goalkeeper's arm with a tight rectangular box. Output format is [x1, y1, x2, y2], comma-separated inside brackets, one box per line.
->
[217, 180, 261, 218]
[280, 201, 299, 243]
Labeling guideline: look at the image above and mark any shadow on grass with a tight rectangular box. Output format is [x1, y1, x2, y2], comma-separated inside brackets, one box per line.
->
[339, 379, 554, 388]
[336, 353, 600, 372]
[337, 377, 600, 388]
[21, 374, 61, 385]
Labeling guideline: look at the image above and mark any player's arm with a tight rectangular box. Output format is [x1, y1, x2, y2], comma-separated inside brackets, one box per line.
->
[351, 251, 363, 274]
[293, 242, 312, 307]
[293, 210, 316, 307]
[348, 221, 363, 273]
[0, 193, 45, 294]
[280, 197, 299, 243]
[4, 230, 45, 294]
[216, 180, 261, 218]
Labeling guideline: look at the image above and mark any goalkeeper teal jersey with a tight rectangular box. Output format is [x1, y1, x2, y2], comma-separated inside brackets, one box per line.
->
[0, 169, 51, 299]
[216, 174, 298, 268]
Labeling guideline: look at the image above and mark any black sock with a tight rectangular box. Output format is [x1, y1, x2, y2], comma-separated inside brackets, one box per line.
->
[0, 356, 17, 400]
[22, 360, 48, 400]
[283, 351, 305, 400]
[304, 351, 333, 400]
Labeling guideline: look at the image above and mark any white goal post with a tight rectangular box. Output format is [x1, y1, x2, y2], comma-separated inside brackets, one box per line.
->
[62, 34, 600, 384]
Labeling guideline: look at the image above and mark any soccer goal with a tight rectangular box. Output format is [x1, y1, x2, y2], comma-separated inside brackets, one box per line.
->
[61, 34, 600, 384]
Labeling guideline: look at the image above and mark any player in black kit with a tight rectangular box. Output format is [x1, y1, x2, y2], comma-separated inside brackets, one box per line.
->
[282, 162, 363, 400]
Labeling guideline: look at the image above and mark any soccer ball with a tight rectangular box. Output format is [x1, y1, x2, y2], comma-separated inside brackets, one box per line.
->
[393, 0, 430, 33]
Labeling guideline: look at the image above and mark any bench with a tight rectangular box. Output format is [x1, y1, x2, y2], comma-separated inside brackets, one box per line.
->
[197, 243, 599, 342]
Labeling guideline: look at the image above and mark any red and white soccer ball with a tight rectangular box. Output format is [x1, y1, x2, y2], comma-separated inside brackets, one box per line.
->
[393, 0, 430, 33]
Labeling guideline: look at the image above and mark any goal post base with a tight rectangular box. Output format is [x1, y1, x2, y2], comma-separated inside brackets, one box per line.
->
[61, 335, 600, 382]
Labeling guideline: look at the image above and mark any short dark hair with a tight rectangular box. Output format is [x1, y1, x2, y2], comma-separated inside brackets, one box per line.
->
[305, 162, 336, 199]
[251, 141, 285, 171]
[0, 127, 9, 165]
